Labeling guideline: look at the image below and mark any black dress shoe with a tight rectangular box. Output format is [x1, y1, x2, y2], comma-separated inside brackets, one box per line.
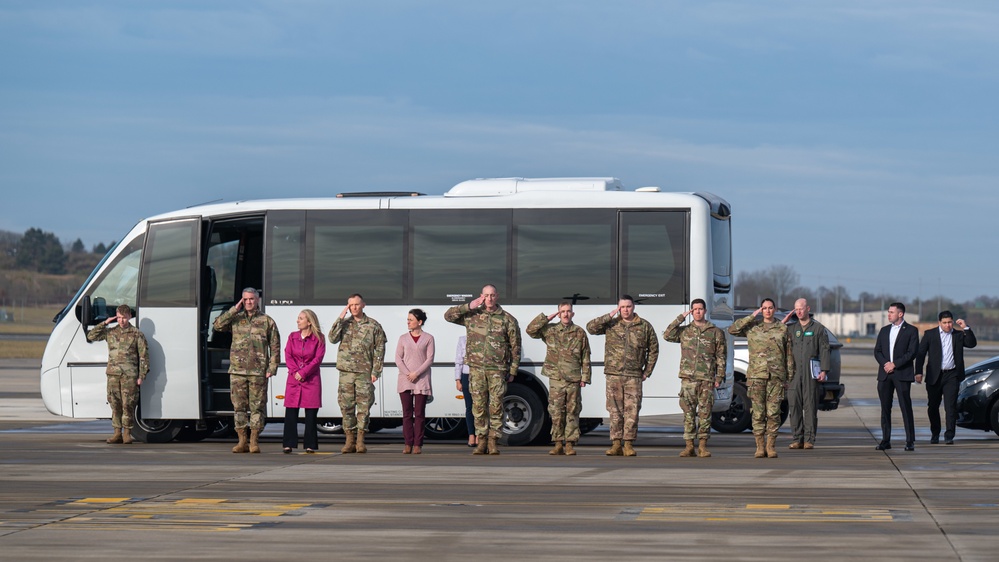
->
[945, 438, 954, 445]
[930, 436, 939, 444]
[904, 442, 915, 451]
[875, 442, 891, 451]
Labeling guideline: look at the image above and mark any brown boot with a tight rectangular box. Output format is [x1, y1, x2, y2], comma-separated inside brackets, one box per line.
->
[679, 439, 695, 457]
[754, 434, 765, 458]
[249, 428, 261, 454]
[413, 446, 422, 455]
[121, 427, 133, 445]
[564, 441, 577, 456]
[355, 431, 367, 454]
[605, 439, 623, 456]
[548, 441, 564, 455]
[623, 440, 637, 457]
[341, 430, 356, 454]
[232, 428, 249, 453]
[487, 437, 500, 455]
[697, 438, 711, 458]
[106, 428, 123, 444]
[402, 445, 413, 454]
[473, 438, 488, 455]
[765, 435, 778, 458]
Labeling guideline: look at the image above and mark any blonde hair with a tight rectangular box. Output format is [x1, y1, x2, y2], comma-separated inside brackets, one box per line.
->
[300, 309, 322, 336]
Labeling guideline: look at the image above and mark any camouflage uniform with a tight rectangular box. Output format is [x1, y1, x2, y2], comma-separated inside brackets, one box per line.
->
[586, 313, 659, 441]
[213, 307, 281, 431]
[526, 313, 591, 443]
[86, 321, 150, 430]
[787, 319, 830, 445]
[663, 313, 727, 441]
[329, 314, 386, 433]
[729, 315, 794, 437]
[445, 303, 521, 439]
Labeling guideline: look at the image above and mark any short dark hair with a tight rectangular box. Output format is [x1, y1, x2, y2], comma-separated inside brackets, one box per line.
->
[691, 298, 707, 309]
[761, 298, 776, 307]
[938, 310, 953, 321]
[890, 302, 905, 314]
[619, 294, 635, 304]
[115, 304, 132, 316]
[409, 308, 427, 324]
[349, 293, 364, 301]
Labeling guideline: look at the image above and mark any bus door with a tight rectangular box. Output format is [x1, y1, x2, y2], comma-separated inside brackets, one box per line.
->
[137, 217, 203, 419]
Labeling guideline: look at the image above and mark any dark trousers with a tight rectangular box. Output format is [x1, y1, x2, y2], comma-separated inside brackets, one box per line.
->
[282, 407, 319, 450]
[877, 376, 914, 444]
[401, 391, 428, 447]
[460, 373, 475, 435]
[927, 369, 960, 440]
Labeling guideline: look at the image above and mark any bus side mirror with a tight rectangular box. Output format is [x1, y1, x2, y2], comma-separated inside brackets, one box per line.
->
[81, 296, 93, 329]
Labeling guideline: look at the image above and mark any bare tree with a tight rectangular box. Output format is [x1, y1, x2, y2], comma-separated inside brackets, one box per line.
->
[767, 265, 799, 309]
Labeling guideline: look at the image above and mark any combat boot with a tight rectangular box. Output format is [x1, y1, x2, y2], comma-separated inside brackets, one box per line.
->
[753, 434, 765, 458]
[605, 439, 623, 456]
[679, 439, 695, 457]
[548, 441, 564, 455]
[697, 438, 711, 458]
[765, 435, 778, 458]
[232, 428, 249, 453]
[473, 439, 488, 455]
[341, 430, 356, 454]
[355, 431, 367, 454]
[249, 428, 261, 453]
[564, 441, 577, 456]
[623, 440, 637, 457]
[106, 428, 123, 444]
[121, 427, 134, 445]
[487, 437, 500, 455]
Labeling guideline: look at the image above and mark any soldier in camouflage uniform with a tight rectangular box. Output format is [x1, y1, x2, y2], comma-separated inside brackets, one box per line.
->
[781, 298, 830, 450]
[445, 284, 522, 455]
[728, 298, 794, 459]
[526, 302, 591, 456]
[663, 298, 726, 458]
[329, 293, 386, 454]
[86, 304, 149, 445]
[213, 288, 281, 454]
[586, 295, 659, 457]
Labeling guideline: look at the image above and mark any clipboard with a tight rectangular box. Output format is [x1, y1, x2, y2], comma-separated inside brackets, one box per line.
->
[810, 358, 823, 379]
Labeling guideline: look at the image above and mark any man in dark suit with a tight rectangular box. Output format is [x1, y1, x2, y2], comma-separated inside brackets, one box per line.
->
[874, 302, 919, 451]
[915, 310, 977, 445]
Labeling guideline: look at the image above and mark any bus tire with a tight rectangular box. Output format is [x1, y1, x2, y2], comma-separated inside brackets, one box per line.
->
[316, 420, 343, 435]
[579, 418, 602, 435]
[424, 417, 468, 440]
[131, 403, 183, 443]
[502, 382, 545, 446]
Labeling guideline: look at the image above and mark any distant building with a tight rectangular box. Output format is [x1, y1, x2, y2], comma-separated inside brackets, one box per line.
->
[814, 311, 920, 339]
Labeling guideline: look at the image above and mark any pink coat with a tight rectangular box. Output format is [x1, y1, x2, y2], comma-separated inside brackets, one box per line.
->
[284, 331, 326, 409]
[395, 332, 435, 395]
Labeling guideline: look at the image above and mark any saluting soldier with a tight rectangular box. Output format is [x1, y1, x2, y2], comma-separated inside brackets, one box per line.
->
[445, 284, 522, 455]
[729, 298, 794, 459]
[526, 302, 591, 456]
[663, 298, 726, 458]
[329, 293, 386, 454]
[586, 295, 659, 457]
[86, 304, 149, 445]
[213, 288, 281, 454]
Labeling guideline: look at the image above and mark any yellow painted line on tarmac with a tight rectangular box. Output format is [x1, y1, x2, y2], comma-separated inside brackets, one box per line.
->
[625, 504, 910, 523]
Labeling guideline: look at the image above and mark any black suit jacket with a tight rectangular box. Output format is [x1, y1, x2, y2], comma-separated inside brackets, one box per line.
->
[915, 327, 978, 385]
[874, 321, 919, 382]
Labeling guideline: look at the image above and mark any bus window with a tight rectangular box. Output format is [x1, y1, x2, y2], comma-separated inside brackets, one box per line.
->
[513, 209, 615, 304]
[81, 235, 144, 322]
[266, 212, 304, 303]
[620, 211, 687, 304]
[140, 220, 199, 307]
[310, 210, 405, 303]
[412, 210, 509, 302]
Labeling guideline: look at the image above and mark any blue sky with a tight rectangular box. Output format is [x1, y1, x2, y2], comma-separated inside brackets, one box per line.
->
[2, 1, 997, 304]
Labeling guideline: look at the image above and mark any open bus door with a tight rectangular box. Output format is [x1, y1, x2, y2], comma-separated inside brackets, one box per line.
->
[134, 217, 204, 442]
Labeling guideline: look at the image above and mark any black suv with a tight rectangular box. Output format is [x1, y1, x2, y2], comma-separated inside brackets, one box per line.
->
[956, 355, 999, 436]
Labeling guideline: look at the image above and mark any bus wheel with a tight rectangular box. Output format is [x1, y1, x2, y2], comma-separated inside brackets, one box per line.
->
[424, 417, 467, 440]
[502, 382, 545, 446]
[579, 418, 603, 435]
[131, 404, 183, 443]
[316, 420, 343, 435]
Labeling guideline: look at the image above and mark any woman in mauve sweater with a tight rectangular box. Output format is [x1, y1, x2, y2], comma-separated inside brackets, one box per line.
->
[395, 308, 435, 454]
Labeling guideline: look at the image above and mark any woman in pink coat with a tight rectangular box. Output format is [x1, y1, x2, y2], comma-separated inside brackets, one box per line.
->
[283, 309, 326, 453]
[396, 308, 435, 454]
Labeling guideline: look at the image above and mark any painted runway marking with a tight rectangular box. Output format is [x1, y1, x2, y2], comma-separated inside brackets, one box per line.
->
[617, 503, 912, 523]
